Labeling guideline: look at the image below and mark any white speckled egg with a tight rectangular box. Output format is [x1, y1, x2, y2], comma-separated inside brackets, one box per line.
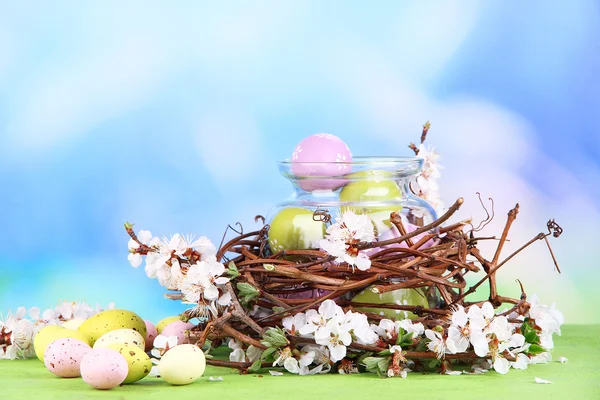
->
[93, 328, 145, 351]
[161, 321, 194, 345]
[44, 337, 91, 378]
[159, 344, 206, 385]
[80, 348, 128, 390]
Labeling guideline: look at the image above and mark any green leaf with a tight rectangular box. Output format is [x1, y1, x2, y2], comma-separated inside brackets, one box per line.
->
[272, 306, 285, 314]
[362, 356, 386, 373]
[260, 347, 278, 363]
[248, 359, 262, 373]
[399, 332, 414, 347]
[521, 321, 540, 344]
[527, 344, 547, 355]
[377, 358, 391, 373]
[227, 261, 240, 279]
[236, 282, 260, 305]
[428, 358, 441, 369]
[260, 327, 290, 348]
[378, 349, 392, 356]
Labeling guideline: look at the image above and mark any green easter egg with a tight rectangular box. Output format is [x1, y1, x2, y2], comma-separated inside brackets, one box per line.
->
[351, 286, 429, 320]
[268, 208, 325, 252]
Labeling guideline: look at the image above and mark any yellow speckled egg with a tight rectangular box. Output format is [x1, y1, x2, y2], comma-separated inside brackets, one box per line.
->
[107, 344, 152, 383]
[156, 315, 184, 333]
[61, 318, 86, 330]
[34, 325, 91, 361]
[159, 344, 206, 385]
[78, 309, 146, 345]
[93, 329, 145, 351]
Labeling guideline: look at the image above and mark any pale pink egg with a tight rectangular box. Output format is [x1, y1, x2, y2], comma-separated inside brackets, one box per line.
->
[144, 320, 158, 352]
[80, 348, 128, 390]
[290, 133, 352, 191]
[44, 338, 91, 378]
[161, 321, 194, 345]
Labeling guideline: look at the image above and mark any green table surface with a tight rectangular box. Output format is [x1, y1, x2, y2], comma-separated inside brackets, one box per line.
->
[3, 325, 599, 400]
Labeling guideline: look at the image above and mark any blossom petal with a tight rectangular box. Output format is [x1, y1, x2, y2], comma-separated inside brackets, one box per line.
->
[217, 292, 232, 306]
[284, 357, 300, 374]
[493, 357, 510, 374]
[128, 253, 143, 268]
[229, 348, 246, 362]
[329, 343, 347, 362]
[203, 284, 220, 301]
[354, 253, 371, 271]
[128, 238, 140, 250]
[138, 230, 153, 244]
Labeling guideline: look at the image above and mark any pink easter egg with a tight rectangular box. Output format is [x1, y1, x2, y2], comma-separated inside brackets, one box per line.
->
[374, 222, 434, 252]
[161, 321, 194, 345]
[44, 338, 91, 378]
[80, 348, 128, 390]
[144, 320, 158, 352]
[291, 133, 352, 191]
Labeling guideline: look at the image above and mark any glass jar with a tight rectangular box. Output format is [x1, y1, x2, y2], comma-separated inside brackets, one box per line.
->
[265, 157, 441, 312]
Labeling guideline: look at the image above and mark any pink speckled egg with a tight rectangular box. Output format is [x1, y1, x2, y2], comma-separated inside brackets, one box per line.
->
[80, 348, 128, 390]
[144, 320, 158, 352]
[161, 321, 194, 345]
[290, 133, 352, 191]
[44, 338, 91, 378]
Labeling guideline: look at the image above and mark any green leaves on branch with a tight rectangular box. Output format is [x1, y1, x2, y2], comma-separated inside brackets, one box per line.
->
[521, 320, 539, 343]
[261, 327, 289, 348]
[362, 356, 391, 374]
[227, 261, 240, 279]
[236, 282, 259, 305]
[248, 359, 262, 373]
[521, 319, 548, 355]
[248, 346, 281, 373]
[395, 328, 414, 347]
[527, 344, 546, 355]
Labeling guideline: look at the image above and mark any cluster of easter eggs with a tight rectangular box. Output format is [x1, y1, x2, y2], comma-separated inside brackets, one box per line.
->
[269, 133, 405, 253]
[35, 310, 205, 390]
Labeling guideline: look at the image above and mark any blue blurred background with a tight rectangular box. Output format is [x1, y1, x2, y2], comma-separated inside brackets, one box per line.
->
[1, 1, 598, 323]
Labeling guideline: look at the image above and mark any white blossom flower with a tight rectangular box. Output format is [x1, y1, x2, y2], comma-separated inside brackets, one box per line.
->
[228, 339, 261, 363]
[315, 319, 352, 362]
[511, 353, 530, 370]
[447, 305, 470, 354]
[467, 302, 495, 331]
[425, 329, 448, 359]
[301, 344, 331, 374]
[344, 311, 378, 345]
[299, 300, 344, 336]
[184, 235, 217, 260]
[128, 230, 154, 268]
[0, 313, 35, 360]
[319, 211, 375, 271]
[413, 144, 444, 214]
[396, 319, 425, 337]
[528, 294, 564, 336]
[180, 258, 230, 304]
[151, 335, 178, 359]
[282, 313, 307, 336]
[373, 319, 397, 341]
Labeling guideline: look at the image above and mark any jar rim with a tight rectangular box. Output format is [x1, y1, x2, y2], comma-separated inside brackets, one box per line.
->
[278, 156, 423, 166]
